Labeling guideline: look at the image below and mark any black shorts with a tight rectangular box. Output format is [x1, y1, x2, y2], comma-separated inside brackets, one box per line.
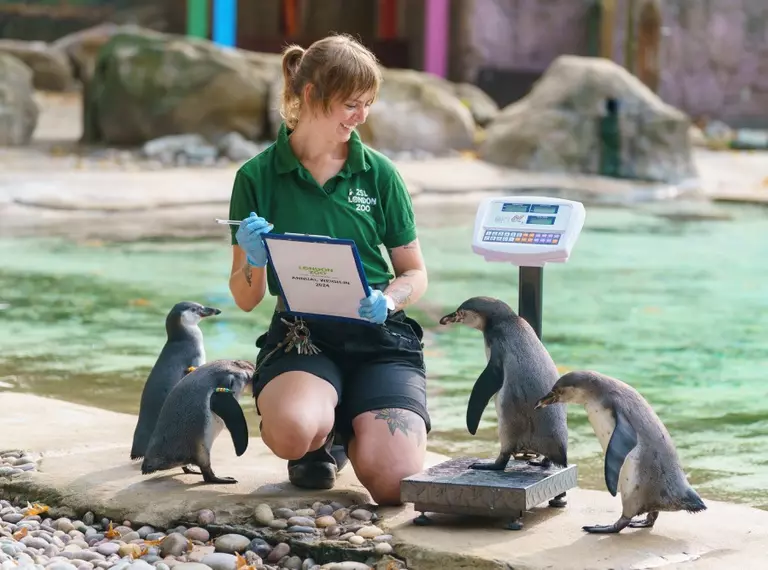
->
[252, 306, 430, 444]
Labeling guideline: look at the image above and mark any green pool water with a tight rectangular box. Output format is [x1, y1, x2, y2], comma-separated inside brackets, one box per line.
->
[1, 202, 766, 510]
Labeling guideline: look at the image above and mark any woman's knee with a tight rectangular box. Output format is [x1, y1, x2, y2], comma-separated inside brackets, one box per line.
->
[348, 410, 427, 505]
[257, 371, 337, 460]
[358, 459, 423, 505]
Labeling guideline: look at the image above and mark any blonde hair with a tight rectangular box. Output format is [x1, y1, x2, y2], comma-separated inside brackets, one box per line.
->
[280, 34, 382, 129]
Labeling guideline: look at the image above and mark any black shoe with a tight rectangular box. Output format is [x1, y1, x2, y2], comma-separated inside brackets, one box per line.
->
[288, 432, 338, 490]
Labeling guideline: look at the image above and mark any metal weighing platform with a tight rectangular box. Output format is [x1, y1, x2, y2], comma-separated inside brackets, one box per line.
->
[400, 456, 578, 530]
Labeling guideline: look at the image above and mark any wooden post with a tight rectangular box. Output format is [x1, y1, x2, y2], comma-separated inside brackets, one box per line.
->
[624, 0, 637, 73]
[378, 0, 398, 40]
[600, 0, 616, 59]
[637, 0, 662, 92]
[283, 0, 299, 38]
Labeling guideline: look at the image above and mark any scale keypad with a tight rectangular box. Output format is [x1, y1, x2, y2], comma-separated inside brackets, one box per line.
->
[483, 230, 560, 245]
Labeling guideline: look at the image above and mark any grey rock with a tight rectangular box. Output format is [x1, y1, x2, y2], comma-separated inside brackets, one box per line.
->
[0, 54, 40, 146]
[283, 556, 302, 570]
[286, 517, 314, 528]
[159, 532, 188, 557]
[135, 526, 155, 539]
[184, 527, 209, 542]
[246, 538, 271, 558]
[285, 526, 315, 534]
[266, 542, 289, 563]
[272, 508, 295, 520]
[200, 552, 237, 570]
[213, 534, 249, 554]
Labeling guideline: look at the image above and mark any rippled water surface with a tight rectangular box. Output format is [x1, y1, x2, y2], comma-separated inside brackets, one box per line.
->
[1, 202, 766, 509]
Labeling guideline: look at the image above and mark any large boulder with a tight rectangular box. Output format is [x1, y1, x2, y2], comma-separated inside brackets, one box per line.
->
[359, 69, 476, 155]
[0, 53, 39, 146]
[51, 23, 135, 84]
[478, 55, 697, 183]
[267, 68, 477, 155]
[83, 31, 280, 145]
[0, 39, 74, 91]
[452, 81, 499, 127]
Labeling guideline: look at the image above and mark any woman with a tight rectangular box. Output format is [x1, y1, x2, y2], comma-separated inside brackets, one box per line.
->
[227, 34, 429, 506]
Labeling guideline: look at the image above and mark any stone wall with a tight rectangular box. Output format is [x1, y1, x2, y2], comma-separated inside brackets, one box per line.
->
[454, 0, 768, 127]
[643, 0, 768, 127]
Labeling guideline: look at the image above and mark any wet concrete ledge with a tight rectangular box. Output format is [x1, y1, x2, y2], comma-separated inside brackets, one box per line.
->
[1, 393, 767, 570]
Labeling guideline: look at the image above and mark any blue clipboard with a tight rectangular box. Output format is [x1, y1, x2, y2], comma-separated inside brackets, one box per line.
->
[262, 232, 375, 326]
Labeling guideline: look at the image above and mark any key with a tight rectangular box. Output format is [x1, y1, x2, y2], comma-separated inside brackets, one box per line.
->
[279, 317, 321, 355]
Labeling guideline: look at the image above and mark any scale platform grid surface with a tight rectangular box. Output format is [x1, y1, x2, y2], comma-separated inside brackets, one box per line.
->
[401, 456, 578, 518]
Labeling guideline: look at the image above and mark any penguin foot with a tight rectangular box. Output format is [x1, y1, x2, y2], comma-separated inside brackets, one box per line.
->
[182, 465, 201, 475]
[548, 492, 567, 508]
[527, 456, 552, 468]
[202, 474, 238, 485]
[200, 465, 238, 484]
[412, 513, 433, 526]
[583, 516, 631, 534]
[504, 518, 523, 531]
[628, 511, 658, 528]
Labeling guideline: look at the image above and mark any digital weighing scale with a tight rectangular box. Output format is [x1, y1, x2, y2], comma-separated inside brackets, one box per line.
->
[400, 195, 586, 530]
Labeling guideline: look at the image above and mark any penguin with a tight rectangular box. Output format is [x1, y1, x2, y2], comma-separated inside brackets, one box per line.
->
[535, 370, 707, 533]
[140, 359, 254, 484]
[130, 301, 221, 461]
[439, 296, 569, 472]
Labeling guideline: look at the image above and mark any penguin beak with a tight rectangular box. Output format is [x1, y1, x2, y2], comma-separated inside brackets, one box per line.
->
[200, 307, 221, 318]
[439, 311, 460, 325]
[535, 391, 558, 409]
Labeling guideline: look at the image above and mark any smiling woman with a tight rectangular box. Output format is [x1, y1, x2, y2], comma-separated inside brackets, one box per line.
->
[225, 33, 430, 505]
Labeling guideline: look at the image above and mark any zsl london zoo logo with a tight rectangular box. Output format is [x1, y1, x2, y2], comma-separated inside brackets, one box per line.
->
[348, 188, 376, 213]
[296, 265, 349, 289]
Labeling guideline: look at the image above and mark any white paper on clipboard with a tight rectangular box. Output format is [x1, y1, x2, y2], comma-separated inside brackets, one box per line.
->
[263, 233, 371, 323]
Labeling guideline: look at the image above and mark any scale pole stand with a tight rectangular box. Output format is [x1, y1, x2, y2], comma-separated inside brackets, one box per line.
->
[518, 266, 543, 339]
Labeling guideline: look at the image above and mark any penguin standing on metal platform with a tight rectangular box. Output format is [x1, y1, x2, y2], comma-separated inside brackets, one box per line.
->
[439, 296, 569, 475]
[130, 301, 221, 461]
[535, 370, 707, 533]
[141, 359, 254, 484]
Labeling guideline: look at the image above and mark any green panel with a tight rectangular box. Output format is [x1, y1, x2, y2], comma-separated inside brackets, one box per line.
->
[186, 0, 209, 38]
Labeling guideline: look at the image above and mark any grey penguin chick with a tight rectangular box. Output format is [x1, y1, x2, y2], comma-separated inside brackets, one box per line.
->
[130, 301, 221, 461]
[141, 358, 254, 484]
[535, 370, 707, 533]
[440, 296, 568, 472]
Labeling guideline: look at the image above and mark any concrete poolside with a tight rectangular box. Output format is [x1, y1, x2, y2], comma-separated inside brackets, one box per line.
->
[1, 392, 767, 570]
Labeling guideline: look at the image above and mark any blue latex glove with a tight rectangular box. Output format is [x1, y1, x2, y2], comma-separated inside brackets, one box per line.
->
[235, 212, 273, 267]
[358, 287, 394, 324]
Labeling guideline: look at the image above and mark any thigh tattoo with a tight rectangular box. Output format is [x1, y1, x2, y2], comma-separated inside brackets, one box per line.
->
[371, 408, 424, 446]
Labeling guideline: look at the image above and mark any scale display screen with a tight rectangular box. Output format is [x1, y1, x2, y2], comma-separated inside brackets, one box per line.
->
[526, 215, 556, 225]
[501, 203, 560, 214]
[472, 196, 586, 266]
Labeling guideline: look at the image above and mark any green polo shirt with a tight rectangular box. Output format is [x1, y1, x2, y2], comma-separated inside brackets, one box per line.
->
[228, 122, 417, 297]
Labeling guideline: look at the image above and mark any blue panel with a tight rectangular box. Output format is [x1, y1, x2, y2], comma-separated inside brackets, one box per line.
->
[212, 0, 237, 47]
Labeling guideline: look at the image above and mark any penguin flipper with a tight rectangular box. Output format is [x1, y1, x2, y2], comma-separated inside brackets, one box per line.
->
[466, 359, 504, 435]
[210, 391, 249, 456]
[604, 409, 638, 497]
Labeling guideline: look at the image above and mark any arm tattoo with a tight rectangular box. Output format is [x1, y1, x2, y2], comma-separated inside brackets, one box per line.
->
[387, 240, 418, 258]
[387, 269, 417, 306]
[372, 409, 424, 445]
[389, 283, 413, 307]
[243, 264, 252, 286]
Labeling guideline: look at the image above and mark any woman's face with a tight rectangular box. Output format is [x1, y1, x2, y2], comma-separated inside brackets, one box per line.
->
[309, 89, 375, 143]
